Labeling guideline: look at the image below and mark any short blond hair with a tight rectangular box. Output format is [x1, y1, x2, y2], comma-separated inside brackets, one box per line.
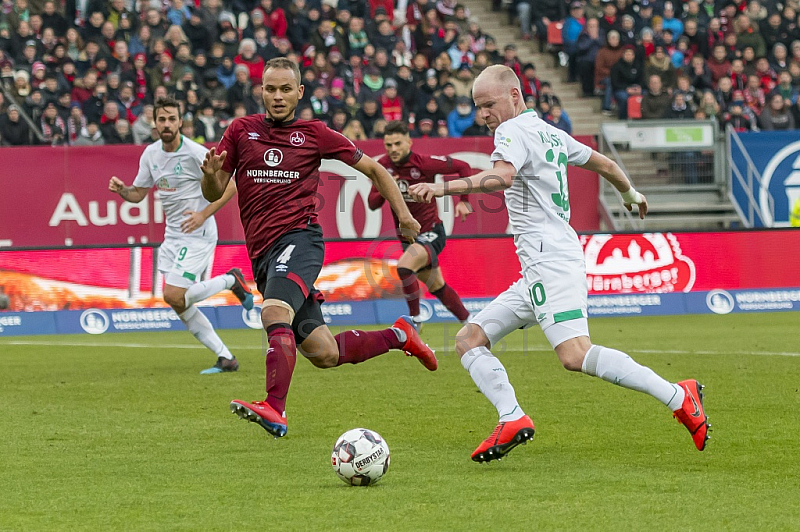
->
[263, 57, 301, 86]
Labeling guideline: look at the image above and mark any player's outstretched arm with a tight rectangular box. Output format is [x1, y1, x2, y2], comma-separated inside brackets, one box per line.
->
[354, 155, 420, 242]
[408, 161, 516, 203]
[109, 176, 148, 203]
[579, 151, 648, 219]
[201, 147, 232, 202]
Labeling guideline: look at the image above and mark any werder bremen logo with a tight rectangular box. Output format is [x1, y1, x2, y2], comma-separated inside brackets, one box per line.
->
[174, 161, 183, 174]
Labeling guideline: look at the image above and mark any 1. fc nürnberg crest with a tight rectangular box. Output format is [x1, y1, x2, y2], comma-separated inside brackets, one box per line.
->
[582, 233, 696, 293]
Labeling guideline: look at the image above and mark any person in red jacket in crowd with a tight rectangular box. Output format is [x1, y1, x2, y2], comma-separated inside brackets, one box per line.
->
[234, 39, 265, 86]
[370, 120, 474, 329]
[253, 0, 287, 38]
[379, 78, 404, 121]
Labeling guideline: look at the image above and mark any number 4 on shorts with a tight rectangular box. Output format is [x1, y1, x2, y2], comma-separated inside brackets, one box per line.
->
[276, 244, 296, 264]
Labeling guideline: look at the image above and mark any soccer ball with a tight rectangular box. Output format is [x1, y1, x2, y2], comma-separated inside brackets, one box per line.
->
[331, 428, 390, 486]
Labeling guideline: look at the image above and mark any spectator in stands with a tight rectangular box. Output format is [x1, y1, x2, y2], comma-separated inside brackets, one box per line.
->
[775, 70, 799, 105]
[544, 102, 571, 133]
[723, 92, 759, 131]
[698, 90, 721, 120]
[641, 74, 671, 119]
[611, 45, 643, 119]
[563, 1, 586, 82]
[380, 79, 404, 122]
[664, 91, 694, 118]
[532, 0, 566, 47]
[662, 2, 684, 39]
[342, 118, 368, 140]
[449, 64, 474, 97]
[65, 102, 86, 144]
[519, 63, 541, 100]
[576, 17, 604, 96]
[110, 119, 133, 144]
[446, 96, 474, 138]
[462, 113, 491, 136]
[736, 14, 767, 59]
[356, 98, 382, 137]
[0, 105, 31, 145]
[40, 101, 65, 144]
[598, 0, 618, 35]
[715, 76, 734, 111]
[11, 70, 31, 103]
[645, 45, 678, 89]
[707, 44, 732, 86]
[74, 121, 104, 146]
[688, 54, 714, 92]
[596, 30, 624, 112]
[745, 74, 766, 114]
[234, 39, 265, 86]
[759, 92, 796, 129]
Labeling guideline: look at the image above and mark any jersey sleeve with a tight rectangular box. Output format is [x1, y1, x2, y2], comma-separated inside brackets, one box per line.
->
[132, 147, 154, 188]
[218, 118, 240, 174]
[489, 122, 529, 173]
[563, 131, 592, 166]
[318, 123, 364, 165]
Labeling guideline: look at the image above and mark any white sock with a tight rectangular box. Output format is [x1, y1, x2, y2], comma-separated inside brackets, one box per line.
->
[184, 274, 234, 307]
[461, 346, 524, 421]
[582, 344, 684, 410]
[179, 306, 233, 360]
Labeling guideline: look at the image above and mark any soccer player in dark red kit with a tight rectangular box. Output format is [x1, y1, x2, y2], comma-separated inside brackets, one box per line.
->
[369, 121, 473, 330]
[200, 58, 436, 439]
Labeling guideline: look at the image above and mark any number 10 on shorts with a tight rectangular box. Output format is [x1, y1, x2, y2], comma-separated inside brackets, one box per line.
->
[529, 282, 546, 307]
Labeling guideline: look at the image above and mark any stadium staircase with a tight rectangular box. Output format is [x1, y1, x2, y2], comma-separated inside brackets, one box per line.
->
[464, 0, 741, 231]
[465, 0, 603, 135]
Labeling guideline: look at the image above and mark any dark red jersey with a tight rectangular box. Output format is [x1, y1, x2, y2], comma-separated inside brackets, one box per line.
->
[218, 116, 363, 260]
[370, 152, 472, 234]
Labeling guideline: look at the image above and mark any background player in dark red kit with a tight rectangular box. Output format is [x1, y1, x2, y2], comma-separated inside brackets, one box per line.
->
[369, 121, 474, 329]
[200, 58, 436, 439]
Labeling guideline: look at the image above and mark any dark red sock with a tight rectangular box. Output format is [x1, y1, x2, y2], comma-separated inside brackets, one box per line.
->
[431, 283, 470, 321]
[265, 323, 296, 416]
[397, 267, 420, 316]
[335, 329, 404, 366]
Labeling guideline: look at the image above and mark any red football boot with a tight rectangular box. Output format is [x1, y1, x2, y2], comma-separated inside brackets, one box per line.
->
[230, 400, 287, 438]
[393, 315, 437, 371]
[471, 415, 535, 463]
[673, 379, 710, 451]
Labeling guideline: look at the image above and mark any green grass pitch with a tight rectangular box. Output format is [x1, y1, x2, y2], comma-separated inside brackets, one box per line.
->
[1, 312, 799, 531]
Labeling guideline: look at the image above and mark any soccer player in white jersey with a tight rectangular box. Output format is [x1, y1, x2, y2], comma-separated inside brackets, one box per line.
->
[409, 65, 710, 462]
[108, 97, 254, 375]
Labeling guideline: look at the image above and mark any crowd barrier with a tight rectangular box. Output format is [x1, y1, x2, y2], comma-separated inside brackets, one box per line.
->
[1, 230, 798, 336]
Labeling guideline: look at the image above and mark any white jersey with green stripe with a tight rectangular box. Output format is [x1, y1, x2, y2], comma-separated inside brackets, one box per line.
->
[133, 136, 217, 240]
[489, 110, 592, 269]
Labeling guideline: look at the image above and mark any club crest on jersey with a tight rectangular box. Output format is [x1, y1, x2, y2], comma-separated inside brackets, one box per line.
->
[290, 131, 306, 146]
[173, 161, 183, 174]
[264, 148, 284, 167]
[410, 168, 421, 179]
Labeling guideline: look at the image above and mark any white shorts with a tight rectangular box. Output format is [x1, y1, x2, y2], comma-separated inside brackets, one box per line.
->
[470, 259, 589, 349]
[158, 236, 216, 289]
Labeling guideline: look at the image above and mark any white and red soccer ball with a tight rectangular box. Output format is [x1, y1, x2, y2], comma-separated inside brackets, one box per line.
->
[331, 428, 390, 486]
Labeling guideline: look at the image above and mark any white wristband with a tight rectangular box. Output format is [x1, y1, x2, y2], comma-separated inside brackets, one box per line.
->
[621, 187, 643, 204]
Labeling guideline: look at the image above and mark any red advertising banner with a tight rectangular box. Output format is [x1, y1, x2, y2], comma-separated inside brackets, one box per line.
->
[0, 230, 798, 312]
[0, 137, 600, 248]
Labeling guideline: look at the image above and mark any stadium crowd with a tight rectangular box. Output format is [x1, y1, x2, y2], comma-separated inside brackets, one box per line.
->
[0, 0, 575, 146]
[525, 0, 800, 130]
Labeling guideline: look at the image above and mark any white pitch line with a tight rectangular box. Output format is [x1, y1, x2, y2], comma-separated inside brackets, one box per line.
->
[2, 340, 798, 357]
[0, 340, 263, 350]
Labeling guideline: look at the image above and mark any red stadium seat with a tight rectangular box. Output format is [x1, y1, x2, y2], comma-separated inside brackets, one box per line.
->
[547, 21, 564, 45]
[628, 95, 643, 119]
